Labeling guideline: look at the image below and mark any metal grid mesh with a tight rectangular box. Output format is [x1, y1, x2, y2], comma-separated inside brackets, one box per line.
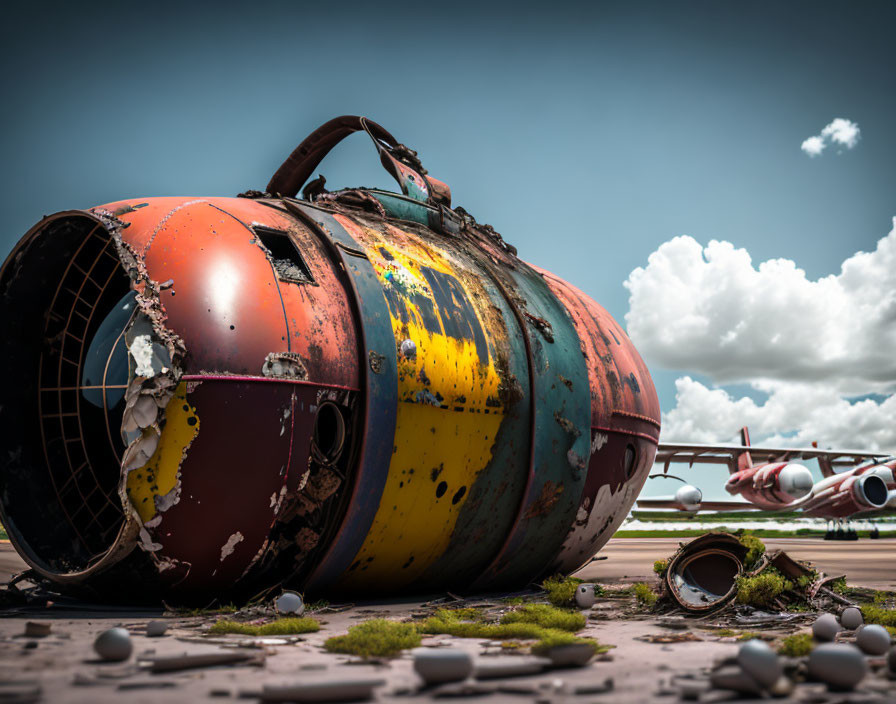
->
[37, 224, 129, 562]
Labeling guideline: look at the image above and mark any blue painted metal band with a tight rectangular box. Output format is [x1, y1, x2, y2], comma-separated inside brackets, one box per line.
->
[290, 203, 399, 592]
[470, 264, 592, 590]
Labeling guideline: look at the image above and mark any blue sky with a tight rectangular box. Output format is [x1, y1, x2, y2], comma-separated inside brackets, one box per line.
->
[2, 1, 894, 497]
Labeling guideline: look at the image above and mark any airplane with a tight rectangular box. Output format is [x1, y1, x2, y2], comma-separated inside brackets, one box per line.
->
[637, 427, 896, 538]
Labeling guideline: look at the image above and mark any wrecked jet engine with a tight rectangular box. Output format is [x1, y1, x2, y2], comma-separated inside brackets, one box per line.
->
[0, 116, 660, 601]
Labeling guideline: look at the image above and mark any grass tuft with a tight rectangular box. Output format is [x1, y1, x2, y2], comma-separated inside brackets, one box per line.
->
[209, 617, 319, 636]
[778, 633, 813, 657]
[632, 582, 658, 606]
[653, 559, 668, 576]
[541, 574, 585, 607]
[324, 619, 421, 658]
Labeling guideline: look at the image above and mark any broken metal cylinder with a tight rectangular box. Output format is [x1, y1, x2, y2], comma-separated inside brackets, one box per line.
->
[663, 533, 748, 612]
[0, 115, 660, 600]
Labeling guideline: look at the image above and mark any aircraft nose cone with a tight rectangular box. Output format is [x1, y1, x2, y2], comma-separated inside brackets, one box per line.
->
[675, 484, 703, 511]
[779, 464, 814, 499]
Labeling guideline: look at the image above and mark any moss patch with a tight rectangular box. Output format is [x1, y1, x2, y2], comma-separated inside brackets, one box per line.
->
[735, 570, 792, 608]
[541, 574, 585, 607]
[419, 606, 605, 654]
[209, 617, 319, 636]
[861, 605, 896, 628]
[500, 604, 585, 632]
[737, 531, 766, 570]
[778, 633, 813, 657]
[324, 619, 421, 658]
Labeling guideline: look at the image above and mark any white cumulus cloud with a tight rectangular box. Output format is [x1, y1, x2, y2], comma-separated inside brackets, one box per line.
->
[801, 117, 861, 157]
[800, 135, 825, 157]
[625, 219, 896, 451]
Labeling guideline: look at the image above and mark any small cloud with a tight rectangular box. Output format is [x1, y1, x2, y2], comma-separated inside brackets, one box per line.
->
[821, 118, 861, 148]
[800, 117, 861, 157]
[800, 135, 825, 157]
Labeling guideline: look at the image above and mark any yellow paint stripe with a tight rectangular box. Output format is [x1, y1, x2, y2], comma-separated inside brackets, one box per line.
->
[335, 226, 505, 586]
[125, 382, 199, 523]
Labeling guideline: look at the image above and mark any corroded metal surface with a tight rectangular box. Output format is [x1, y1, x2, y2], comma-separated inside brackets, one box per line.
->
[0, 115, 660, 600]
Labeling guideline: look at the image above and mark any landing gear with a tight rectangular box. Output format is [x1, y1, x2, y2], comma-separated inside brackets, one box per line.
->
[824, 519, 859, 540]
[870, 525, 880, 539]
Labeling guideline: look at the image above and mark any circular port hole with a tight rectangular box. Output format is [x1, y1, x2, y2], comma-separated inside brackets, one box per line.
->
[623, 443, 638, 480]
[313, 402, 346, 464]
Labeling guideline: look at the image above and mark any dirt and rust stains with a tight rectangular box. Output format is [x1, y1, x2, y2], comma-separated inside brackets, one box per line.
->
[368, 349, 385, 374]
[523, 480, 565, 519]
[622, 371, 641, 394]
[553, 411, 582, 438]
[524, 311, 554, 342]
[559, 375, 574, 391]
[262, 351, 309, 380]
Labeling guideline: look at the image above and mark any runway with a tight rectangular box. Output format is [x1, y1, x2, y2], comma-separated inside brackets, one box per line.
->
[577, 537, 896, 590]
[3, 536, 895, 590]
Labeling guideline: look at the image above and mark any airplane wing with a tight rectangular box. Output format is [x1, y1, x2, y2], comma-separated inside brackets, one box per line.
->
[636, 498, 762, 511]
[654, 442, 891, 475]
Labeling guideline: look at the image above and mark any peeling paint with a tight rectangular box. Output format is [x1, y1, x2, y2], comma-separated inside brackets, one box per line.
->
[220, 531, 244, 561]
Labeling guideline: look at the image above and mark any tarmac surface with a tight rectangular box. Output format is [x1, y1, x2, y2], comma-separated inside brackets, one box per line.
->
[4, 537, 895, 587]
[1, 537, 894, 703]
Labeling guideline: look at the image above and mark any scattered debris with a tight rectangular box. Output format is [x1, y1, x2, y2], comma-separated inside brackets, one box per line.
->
[636, 632, 702, 644]
[413, 648, 473, 685]
[472, 656, 551, 679]
[93, 627, 133, 662]
[143, 650, 264, 673]
[23, 621, 50, 638]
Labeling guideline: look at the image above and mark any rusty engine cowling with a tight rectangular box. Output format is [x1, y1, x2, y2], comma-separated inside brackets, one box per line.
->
[0, 116, 660, 601]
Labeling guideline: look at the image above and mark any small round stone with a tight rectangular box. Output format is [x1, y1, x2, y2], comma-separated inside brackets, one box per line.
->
[812, 613, 841, 642]
[145, 620, 167, 637]
[275, 591, 305, 615]
[808, 643, 868, 690]
[94, 627, 133, 661]
[855, 624, 891, 655]
[839, 607, 863, 630]
[737, 639, 783, 689]
[574, 584, 596, 609]
[887, 645, 896, 672]
[413, 648, 473, 684]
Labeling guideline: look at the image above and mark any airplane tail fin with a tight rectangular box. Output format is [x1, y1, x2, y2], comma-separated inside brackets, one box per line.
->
[736, 426, 753, 472]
